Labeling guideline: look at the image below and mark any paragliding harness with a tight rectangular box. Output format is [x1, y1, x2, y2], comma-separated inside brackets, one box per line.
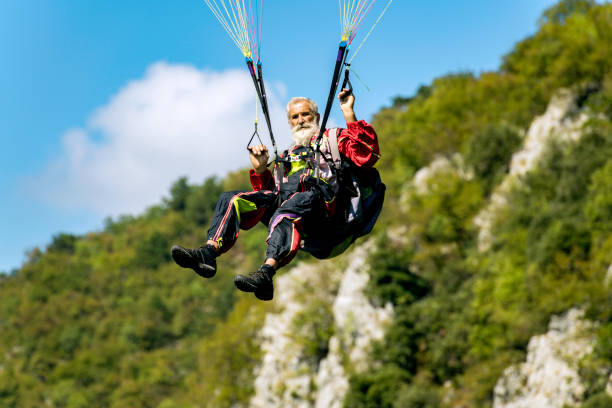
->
[300, 127, 386, 259]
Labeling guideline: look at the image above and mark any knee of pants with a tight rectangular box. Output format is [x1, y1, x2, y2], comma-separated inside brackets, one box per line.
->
[266, 218, 301, 265]
[213, 191, 242, 212]
[220, 191, 240, 204]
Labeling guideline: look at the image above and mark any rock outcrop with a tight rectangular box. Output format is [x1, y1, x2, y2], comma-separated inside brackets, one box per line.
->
[249, 242, 393, 408]
[493, 308, 596, 408]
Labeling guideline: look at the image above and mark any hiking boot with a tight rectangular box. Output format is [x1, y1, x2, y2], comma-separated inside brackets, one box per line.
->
[171, 244, 217, 278]
[234, 264, 276, 301]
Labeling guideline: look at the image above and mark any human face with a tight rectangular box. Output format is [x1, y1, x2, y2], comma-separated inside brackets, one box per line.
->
[288, 101, 319, 128]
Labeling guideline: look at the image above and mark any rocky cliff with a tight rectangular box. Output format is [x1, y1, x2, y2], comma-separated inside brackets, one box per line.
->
[250, 242, 393, 407]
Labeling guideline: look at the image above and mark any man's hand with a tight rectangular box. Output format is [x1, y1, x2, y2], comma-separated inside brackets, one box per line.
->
[249, 145, 269, 174]
[338, 88, 357, 123]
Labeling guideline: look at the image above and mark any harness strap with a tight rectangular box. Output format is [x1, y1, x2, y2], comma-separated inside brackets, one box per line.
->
[326, 128, 342, 171]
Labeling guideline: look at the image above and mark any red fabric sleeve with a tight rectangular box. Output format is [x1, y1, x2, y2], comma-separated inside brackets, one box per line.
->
[335, 120, 380, 168]
[249, 168, 274, 191]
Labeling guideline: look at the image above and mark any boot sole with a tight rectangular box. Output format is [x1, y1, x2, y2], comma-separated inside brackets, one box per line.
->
[233, 276, 257, 292]
[234, 276, 273, 301]
[255, 288, 273, 301]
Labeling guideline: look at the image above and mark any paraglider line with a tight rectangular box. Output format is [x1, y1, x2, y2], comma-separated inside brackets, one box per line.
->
[349, 0, 392, 63]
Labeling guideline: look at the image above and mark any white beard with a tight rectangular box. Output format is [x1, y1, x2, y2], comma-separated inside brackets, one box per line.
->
[291, 122, 320, 146]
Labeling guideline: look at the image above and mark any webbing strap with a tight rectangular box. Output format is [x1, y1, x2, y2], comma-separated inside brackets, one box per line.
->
[327, 128, 342, 171]
[316, 42, 348, 147]
[246, 59, 277, 156]
[246, 58, 283, 192]
[314, 42, 349, 183]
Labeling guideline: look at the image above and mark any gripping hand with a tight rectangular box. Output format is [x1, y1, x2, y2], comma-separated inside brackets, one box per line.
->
[249, 145, 269, 174]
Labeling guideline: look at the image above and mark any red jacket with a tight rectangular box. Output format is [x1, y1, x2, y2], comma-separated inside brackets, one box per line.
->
[249, 120, 379, 191]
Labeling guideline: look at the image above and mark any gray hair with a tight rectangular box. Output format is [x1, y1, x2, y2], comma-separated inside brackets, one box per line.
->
[286, 97, 319, 120]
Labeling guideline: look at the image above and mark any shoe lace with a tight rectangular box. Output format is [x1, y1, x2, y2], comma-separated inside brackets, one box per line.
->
[195, 246, 214, 264]
[250, 267, 269, 281]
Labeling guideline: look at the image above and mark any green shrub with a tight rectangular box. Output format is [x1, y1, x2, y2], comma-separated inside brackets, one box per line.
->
[185, 176, 223, 226]
[47, 233, 78, 254]
[585, 160, 612, 236]
[465, 123, 522, 196]
[395, 384, 440, 408]
[582, 392, 612, 408]
[165, 176, 192, 212]
[291, 299, 335, 368]
[367, 235, 430, 306]
[343, 366, 409, 408]
[135, 231, 171, 269]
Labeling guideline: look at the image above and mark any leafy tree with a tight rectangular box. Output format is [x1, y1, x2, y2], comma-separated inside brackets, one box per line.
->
[540, 0, 595, 25]
[465, 123, 522, 195]
[291, 299, 335, 369]
[367, 235, 430, 306]
[583, 393, 612, 408]
[134, 231, 171, 269]
[185, 175, 223, 226]
[165, 176, 191, 212]
[343, 366, 410, 408]
[47, 233, 78, 254]
[395, 384, 440, 408]
[585, 159, 612, 236]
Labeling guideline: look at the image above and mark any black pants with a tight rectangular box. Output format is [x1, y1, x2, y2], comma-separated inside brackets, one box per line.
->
[206, 187, 333, 268]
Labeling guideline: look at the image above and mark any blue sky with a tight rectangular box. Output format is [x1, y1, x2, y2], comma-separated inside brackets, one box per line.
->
[0, 0, 561, 272]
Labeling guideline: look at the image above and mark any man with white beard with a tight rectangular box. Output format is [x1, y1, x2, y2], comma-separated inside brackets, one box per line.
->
[171, 89, 380, 301]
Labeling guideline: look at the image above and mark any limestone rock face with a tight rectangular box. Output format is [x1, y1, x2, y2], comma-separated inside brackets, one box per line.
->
[249, 242, 393, 408]
[475, 89, 589, 251]
[411, 153, 471, 196]
[249, 261, 340, 408]
[493, 308, 596, 408]
[315, 243, 394, 408]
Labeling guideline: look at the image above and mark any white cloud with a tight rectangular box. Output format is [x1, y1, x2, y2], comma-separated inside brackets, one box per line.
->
[25, 61, 289, 217]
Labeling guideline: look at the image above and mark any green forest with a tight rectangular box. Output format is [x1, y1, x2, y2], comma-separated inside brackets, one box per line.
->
[1, 1, 612, 407]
